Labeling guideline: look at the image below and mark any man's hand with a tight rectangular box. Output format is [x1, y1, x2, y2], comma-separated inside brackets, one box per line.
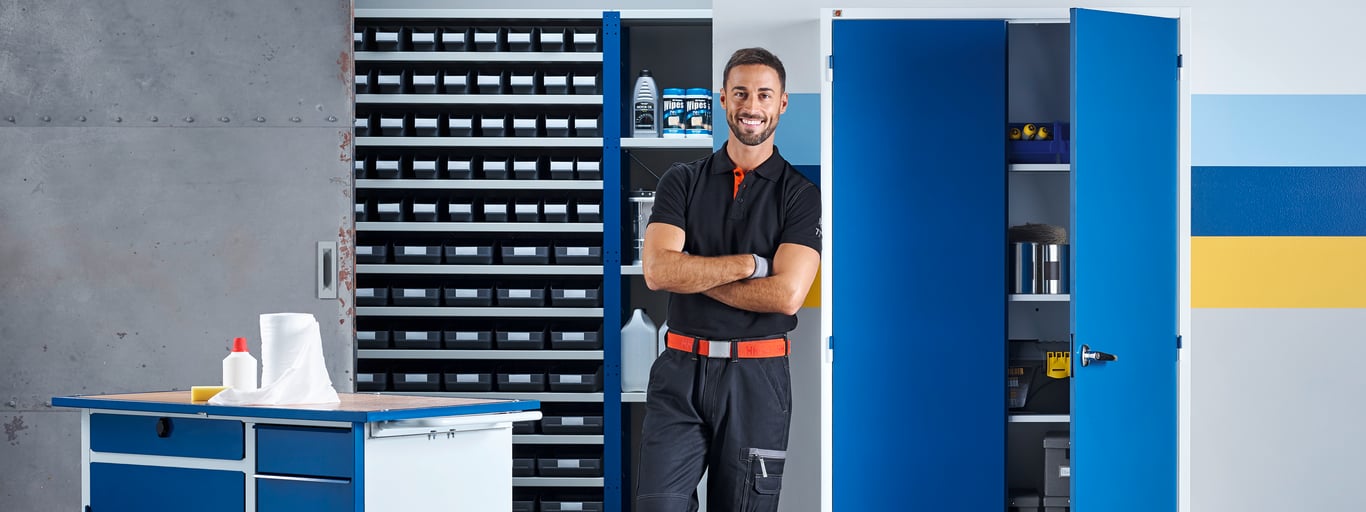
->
[704, 243, 819, 315]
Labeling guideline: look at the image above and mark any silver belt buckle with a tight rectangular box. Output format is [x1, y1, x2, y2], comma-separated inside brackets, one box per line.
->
[705, 340, 732, 358]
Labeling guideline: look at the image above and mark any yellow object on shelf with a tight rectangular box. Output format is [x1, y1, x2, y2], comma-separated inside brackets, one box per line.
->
[1035, 124, 1051, 140]
[1021, 123, 1038, 140]
[1045, 351, 1071, 379]
[190, 385, 229, 401]
[1008, 127, 1022, 140]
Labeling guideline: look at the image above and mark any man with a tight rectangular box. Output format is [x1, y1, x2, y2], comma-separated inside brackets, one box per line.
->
[636, 47, 821, 512]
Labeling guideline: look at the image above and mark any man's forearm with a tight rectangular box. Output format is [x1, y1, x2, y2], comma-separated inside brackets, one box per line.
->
[644, 251, 756, 294]
[702, 276, 806, 316]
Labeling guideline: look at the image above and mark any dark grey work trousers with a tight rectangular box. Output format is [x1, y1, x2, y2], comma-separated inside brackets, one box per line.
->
[634, 345, 792, 512]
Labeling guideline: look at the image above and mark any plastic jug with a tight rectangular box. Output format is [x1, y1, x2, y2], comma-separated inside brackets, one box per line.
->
[632, 70, 659, 138]
[621, 309, 657, 392]
[222, 337, 258, 391]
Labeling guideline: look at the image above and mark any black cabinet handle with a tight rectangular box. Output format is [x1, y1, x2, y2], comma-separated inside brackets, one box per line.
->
[155, 417, 173, 438]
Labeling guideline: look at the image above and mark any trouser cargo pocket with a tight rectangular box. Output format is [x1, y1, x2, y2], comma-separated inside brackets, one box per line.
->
[741, 447, 786, 512]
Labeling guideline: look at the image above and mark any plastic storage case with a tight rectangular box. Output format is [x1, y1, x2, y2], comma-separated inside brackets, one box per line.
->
[1044, 431, 1071, 497]
[376, 201, 402, 221]
[550, 284, 600, 306]
[355, 372, 388, 392]
[355, 287, 389, 306]
[537, 458, 601, 477]
[440, 27, 469, 51]
[543, 200, 569, 222]
[1010, 493, 1041, 512]
[514, 199, 541, 222]
[1044, 497, 1070, 512]
[356, 330, 390, 349]
[443, 329, 493, 349]
[445, 243, 494, 264]
[483, 158, 510, 179]
[412, 158, 438, 178]
[512, 498, 535, 512]
[512, 420, 537, 434]
[497, 328, 547, 350]
[393, 330, 440, 349]
[443, 284, 493, 306]
[497, 285, 547, 306]
[483, 200, 509, 222]
[392, 373, 440, 391]
[513, 158, 540, 179]
[391, 287, 440, 306]
[355, 244, 389, 264]
[512, 116, 538, 137]
[554, 244, 601, 264]
[548, 367, 603, 392]
[542, 500, 604, 512]
[512, 457, 536, 477]
[550, 327, 602, 349]
[447, 200, 475, 222]
[412, 201, 439, 221]
[575, 201, 601, 222]
[447, 115, 473, 136]
[502, 245, 550, 264]
[540, 415, 603, 434]
[447, 157, 474, 178]
[1008, 122, 1070, 164]
[443, 372, 493, 391]
[375, 158, 401, 178]
[496, 372, 547, 391]
[443, 72, 471, 94]
[548, 158, 575, 179]
[393, 244, 441, 264]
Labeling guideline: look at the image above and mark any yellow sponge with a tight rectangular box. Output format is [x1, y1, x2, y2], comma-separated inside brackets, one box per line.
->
[191, 386, 229, 401]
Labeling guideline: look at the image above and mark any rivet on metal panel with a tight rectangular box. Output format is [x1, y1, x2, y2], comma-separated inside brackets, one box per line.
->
[150, 116, 159, 122]
[255, 116, 266, 123]
[115, 116, 123, 123]
[41, 116, 51, 122]
[184, 116, 194, 123]
[219, 116, 230, 123]
[290, 116, 302, 123]
[6, 400, 15, 407]
[78, 116, 87, 122]
[327, 116, 337, 122]
[5, 116, 13, 122]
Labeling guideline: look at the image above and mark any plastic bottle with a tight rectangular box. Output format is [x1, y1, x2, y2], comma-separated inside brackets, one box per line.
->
[222, 337, 259, 391]
[632, 70, 659, 138]
[656, 320, 669, 356]
[621, 309, 657, 392]
[683, 87, 712, 138]
[661, 88, 687, 138]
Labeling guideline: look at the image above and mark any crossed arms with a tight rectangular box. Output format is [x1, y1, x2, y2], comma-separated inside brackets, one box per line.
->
[641, 222, 819, 316]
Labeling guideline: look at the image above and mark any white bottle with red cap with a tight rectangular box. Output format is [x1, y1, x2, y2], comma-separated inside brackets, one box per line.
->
[222, 337, 259, 391]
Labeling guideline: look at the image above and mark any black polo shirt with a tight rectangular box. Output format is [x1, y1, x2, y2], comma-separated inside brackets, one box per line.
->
[648, 144, 821, 339]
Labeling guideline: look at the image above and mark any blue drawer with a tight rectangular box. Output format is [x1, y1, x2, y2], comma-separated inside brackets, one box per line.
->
[256, 425, 354, 479]
[92, 463, 244, 512]
[90, 413, 243, 460]
[256, 475, 354, 511]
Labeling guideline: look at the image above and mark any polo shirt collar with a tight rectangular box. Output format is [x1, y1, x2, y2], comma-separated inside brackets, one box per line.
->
[713, 142, 785, 181]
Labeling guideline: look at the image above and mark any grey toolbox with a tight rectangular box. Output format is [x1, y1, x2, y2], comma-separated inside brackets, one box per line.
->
[355, 372, 388, 392]
[444, 243, 494, 264]
[540, 415, 603, 434]
[497, 284, 547, 306]
[443, 284, 493, 306]
[442, 372, 493, 392]
[355, 287, 389, 306]
[554, 243, 601, 264]
[501, 244, 550, 264]
[392, 244, 441, 264]
[497, 326, 546, 350]
[548, 367, 603, 392]
[355, 243, 389, 263]
[391, 287, 440, 307]
[549, 325, 602, 350]
[496, 371, 547, 392]
[1044, 431, 1071, 497]
[550, 283, 600, 307]
[542, 500, 604, 512]
[391, 372, 440, 392]
[392, 330, 440, 349]
[537, 457, 601, 477]
[443, 328, 493, 349]
[356, 330, 391, 349]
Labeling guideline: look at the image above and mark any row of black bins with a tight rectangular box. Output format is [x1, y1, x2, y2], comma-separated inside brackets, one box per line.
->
[358, 327, 602, 350]
[354, 155, 602, 181]
[356, 369, 603, 392]
[513, 457, 603, 477]
[356, 26, 601, 53]
[355, 113, 601, 138]
[356, 284, 602, 307]
[356, 242, 600, 265]
[357, 70, 601, 96]
[513, 415, 603, 435]
[354, 198, 601, 223]
[515, 497, 604, 512]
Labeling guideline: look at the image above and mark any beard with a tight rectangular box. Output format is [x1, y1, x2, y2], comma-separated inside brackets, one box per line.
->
[728, 112, 779, 146]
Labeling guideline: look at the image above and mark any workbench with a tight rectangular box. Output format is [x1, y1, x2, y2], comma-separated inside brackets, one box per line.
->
[52, 391, 540, 511]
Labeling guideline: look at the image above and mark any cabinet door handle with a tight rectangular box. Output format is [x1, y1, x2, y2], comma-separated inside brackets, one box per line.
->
[254, 474, 350, 484]
[155, 417, 173, 438]
[1079, 344, 1117, 367]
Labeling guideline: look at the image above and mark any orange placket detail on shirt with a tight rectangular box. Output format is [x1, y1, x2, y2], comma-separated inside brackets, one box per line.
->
[732, 166, 747, 199]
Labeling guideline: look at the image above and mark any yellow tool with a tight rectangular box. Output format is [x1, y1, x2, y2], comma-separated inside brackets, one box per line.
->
[1021, 123, 1038, 140]
[191, 385, 229, 401]
[1046, 351, 1071, 379]
[1008, 127, 1022, 140]
[1035, 124, 1051, 140]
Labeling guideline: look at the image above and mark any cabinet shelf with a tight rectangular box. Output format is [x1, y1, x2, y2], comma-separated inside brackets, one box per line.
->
[513, 477, 604, 487]
[1008, 294, 1070, 302]
[357, 94, 603, 106]
[358, 265, 603, 275]
[514, 435, 604, 445]
[620, 137, 713, 149]
[355, 179, 603, 191]
[398, 392, 603, 403]
[1008, 414, 1071, 423]
[359, 350, 603, 360]
[356, 137, 604, 148]
[356, 51, 602, 63]
[1009, 163, 1070, 173]
[355, 222, 603, 233]
[356, 307, 603, 317]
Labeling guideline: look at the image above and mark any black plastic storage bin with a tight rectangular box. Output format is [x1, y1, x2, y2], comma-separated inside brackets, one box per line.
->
[412, 158, 439, 178]
[393, 330, 440, 349]
[480, 114, 508, 136]
[550, 326, 602, 350]
[393, 244, 441, 264]
[548, 367, 603, 392]
[443, 372, 493, 391]
[374, 27, 401, 50]
[356, 330, 391, 349]
[540, 415, 603, 434]
[353, 158, 368, 179]
[355, 372, 388, 392]
[548, 158, 575, 179]
[410, 28, 437, 51]
[375, 158, 401, 179]
[537, 457, 601, 477]
[543, 200, 569, 222]
[412, 72, 438, 93]
[573, 114, 600, 137]
[440, 27, 469, 51]
[544, 74, 570, 95]
[512, 497, 536, 512]
[1044, 431, 1070, 497]
[377, 71, 403, 94]
[576, 159, 601, 179]
[544, 115, 571, 137]
[443, 329, 493, 349]
[554, 244, 601, 264]
[447, 200, 475, 222]
[542, 500, 604, 512]
[355, 287, 389, 306]
[353, 29, 367, 51]
[376, 201, 403, 221]
[447, 157, 474, 178]
[506, 27, 534, 51]
[412, 200, 438, 222]
[497, 326, 547, 350]
[355, 70, 371, 94]
[476, 72, 505, 95]
[355, 243, 389, 263]
[571, 72, 598, 95]
[392, 372, 441, 391]
[512, 420, 536, 434]
[501, 244, 550, 264]
[391, 287, 440, 306]
[539, 28, 566, 52]
[513, 158, 540, 179]
[442, 70, 471, 94]
[354, 201, 368, 221]
[483, 199, 509, 222]
[509, 72, 536, 94]
[550, 283, 600, 306]
[514, 199, 541, 222]
[575, 200, 601, 222]
[354, 115, 370, 136]
[497, 285, 547, 306]
[447, 115, 474, 137]
[483, 158, 510, 179]
[496, 372, 547, 391]
[472, 27, 503, 52]
[443, 284, 493, 306]
[1044, 496, 1070, 512]
[444, 243, 494, 264]
[571, 28, 599, 52]
[413, 115, 440, 137]
[512, 457, 537, 477]
[512, 116, 538, 137]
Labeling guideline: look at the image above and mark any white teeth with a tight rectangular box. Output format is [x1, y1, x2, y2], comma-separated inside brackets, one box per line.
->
[741, 118, 762, 125]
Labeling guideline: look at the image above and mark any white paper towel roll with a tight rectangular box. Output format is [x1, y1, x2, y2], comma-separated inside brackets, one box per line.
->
[261, 312, 317, 387]
[210, 313, 339, 406]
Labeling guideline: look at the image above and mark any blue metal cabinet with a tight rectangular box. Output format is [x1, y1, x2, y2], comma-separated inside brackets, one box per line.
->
[828, 8, 1179, 512]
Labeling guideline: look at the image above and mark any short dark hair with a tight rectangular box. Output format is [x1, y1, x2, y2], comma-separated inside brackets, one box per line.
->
[723, 47, 786, 92]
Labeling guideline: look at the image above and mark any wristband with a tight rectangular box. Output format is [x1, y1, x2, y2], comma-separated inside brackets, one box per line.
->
[748, 254, 771, 280]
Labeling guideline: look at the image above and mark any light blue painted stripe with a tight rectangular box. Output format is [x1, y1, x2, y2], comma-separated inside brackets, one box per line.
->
[713, 92, 821, 167]
[1194, 94, 1366, 167]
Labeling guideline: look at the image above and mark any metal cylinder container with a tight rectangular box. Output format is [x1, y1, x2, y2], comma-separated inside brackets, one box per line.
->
[1011, 242, 1070, 294]
[629, 190, 655, 264]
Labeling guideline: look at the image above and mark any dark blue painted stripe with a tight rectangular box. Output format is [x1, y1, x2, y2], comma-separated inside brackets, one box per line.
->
[1193, 166, 1366, 236]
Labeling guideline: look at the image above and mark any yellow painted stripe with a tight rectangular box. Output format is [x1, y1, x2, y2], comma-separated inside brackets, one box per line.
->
[803, 268, 821, 308]
[1193, 236, 1366, 308]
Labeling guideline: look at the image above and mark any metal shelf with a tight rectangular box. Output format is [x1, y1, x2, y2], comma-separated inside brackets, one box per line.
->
[356, 8, 607, 20]
[1009, 164, 1070, 173]
[358, 265, 603, 275]
[357, 94, 602, 105]
[355, 137, 603, 148]
[1008, 414, 1071, 423]
[515, 435, 604, 445]
[355, 222, 603, 233]
[356, 307, 603, 318]
[359, 350, 603, 360]
[620, 137, 714, 149]
[403, 392, 603, 402]
[620, 265, 643, 276]
[356, 51, 602, 63]
[513, 477, 604, 487]
[1009, 294, 1071, 302]
[355, 179, 603, 191]
[618, 9, 713, 20]
[621, 392, 646, 403]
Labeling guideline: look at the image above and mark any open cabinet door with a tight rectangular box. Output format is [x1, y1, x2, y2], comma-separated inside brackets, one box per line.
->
[1071, 8, 1179, 511]
[831, 19, 1006, 510]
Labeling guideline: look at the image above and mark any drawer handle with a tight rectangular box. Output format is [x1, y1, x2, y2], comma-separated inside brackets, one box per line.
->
[254, 474, 350, 484]
[155, 417, 173, 438]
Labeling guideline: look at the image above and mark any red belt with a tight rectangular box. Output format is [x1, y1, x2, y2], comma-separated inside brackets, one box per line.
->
[666, 331, 790, 359]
